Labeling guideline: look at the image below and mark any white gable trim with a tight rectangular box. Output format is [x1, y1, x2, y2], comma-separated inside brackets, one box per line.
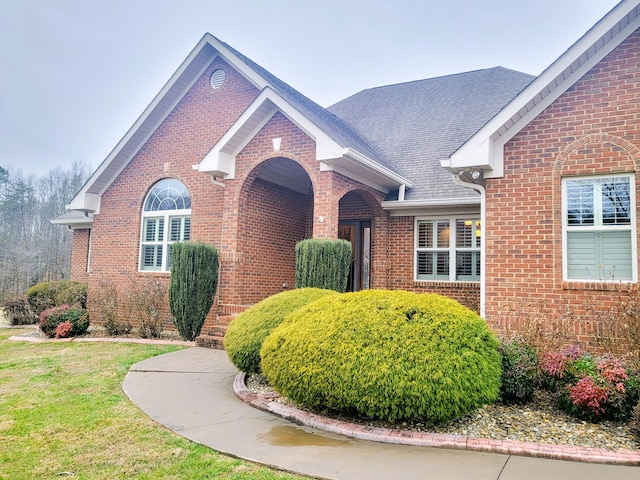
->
[196, 87, 346, 179]
[196, 87, 412, 193]
[445, 0, 640, 178]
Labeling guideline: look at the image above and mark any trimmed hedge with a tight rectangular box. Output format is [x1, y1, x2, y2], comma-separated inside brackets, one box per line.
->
[224, 288, 338, 374]
[261, 290, 501, 423]
[169, 242, 219, 341]
[295, 238, 351, 292]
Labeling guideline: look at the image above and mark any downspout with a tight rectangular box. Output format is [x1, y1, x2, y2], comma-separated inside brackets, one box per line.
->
[452, 173, 486, 318]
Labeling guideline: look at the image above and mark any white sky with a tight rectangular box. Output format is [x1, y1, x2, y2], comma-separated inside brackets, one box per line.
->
[0, 0, 622, 176]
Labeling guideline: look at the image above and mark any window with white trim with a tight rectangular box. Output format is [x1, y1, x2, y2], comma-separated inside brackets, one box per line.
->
[139, 179, 191, 272]
[563, 174, 635, 281]
[415, 218, 481, 281]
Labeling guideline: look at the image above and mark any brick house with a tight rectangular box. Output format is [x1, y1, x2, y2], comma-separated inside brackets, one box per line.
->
[56, 1, 640, 348]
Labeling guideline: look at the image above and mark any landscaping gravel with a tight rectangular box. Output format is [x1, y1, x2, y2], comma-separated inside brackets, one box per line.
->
[246, 374, 639, 452]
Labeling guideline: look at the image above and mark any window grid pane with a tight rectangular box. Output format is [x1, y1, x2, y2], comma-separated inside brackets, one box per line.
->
[418, 222, 433, 248]
[601, 179, 630, 225]
[437, 222, 450, 248]
[567, 180, 594, 225]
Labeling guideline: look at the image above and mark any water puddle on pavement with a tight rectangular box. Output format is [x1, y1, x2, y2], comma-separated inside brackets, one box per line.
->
[257, 425, 352, 447]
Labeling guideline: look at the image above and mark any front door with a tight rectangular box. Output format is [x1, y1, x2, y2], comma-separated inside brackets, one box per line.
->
[338, 220, 371, 291]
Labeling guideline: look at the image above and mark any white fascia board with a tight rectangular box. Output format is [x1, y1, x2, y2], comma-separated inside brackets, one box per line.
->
[449, 1, 640, 177]
[382, 197, 480, 215]
[50, 218, 94, 230]
[343, 149, 413, 188]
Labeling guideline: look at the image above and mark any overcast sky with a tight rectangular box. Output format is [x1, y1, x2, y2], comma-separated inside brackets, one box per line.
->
[0, 0, 622, 176]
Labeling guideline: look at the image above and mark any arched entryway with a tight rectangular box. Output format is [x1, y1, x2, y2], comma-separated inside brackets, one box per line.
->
[237, 157, 314, 303]
[338, 190, 376, 292]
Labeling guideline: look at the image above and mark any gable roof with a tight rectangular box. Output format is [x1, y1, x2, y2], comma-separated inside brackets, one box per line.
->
[67, 33, 411, 214]
[445, 0, 640, 177]
[329, 67, 534, 202]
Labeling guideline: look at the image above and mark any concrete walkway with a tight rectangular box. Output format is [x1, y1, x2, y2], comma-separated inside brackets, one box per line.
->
[122, 347, 640, 480]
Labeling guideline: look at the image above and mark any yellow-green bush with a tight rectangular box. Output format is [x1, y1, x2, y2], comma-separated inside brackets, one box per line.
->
[261, 290, 501, 423]
[224, 288, 338, 374]
[26, 281, 87, 316]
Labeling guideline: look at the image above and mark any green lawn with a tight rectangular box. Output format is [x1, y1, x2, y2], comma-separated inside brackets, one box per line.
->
[0, 329, 306, 479]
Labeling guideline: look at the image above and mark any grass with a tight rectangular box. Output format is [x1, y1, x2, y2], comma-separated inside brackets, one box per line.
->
[0, 329, 307, 480]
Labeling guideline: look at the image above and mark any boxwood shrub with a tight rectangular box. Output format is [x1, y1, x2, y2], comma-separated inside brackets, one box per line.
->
[224, 288, 338, 374]
[261, 290, 501, 423]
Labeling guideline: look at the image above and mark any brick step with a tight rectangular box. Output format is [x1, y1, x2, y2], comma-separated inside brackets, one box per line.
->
[208, 325, 227, 337]
[195, 334, 225, 349]
[216, 315, 236, 326]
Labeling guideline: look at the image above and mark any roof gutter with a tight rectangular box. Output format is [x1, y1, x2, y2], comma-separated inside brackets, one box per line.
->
[342, 148, 413, 188]
[382, 196, 480, 212]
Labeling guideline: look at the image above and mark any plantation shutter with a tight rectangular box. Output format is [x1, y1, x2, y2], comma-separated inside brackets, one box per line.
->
[567, 230, 632, 281]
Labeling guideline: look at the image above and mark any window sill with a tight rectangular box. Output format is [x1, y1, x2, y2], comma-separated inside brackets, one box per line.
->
[413, 280, 480, 289]
[562, 281, 635, 292]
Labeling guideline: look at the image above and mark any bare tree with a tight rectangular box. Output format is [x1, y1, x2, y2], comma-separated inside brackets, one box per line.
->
[0, 161, 90, 300]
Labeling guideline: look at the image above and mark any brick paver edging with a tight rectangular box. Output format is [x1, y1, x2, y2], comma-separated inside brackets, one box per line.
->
[233, 372, 640, 466]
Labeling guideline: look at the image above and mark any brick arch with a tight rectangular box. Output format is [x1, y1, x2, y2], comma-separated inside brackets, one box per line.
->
[235, 154, 315, 304]
[554, 133, 640, 175]
[338, 186, 386, 218]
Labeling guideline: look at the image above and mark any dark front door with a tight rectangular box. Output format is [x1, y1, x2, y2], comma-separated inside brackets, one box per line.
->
[338, 220, 371, 291]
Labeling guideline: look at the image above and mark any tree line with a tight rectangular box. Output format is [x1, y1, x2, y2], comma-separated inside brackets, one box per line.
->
[0, 161, 91, 301]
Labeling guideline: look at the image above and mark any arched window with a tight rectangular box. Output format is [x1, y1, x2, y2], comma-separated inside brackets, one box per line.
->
[139, 179, 191, 271]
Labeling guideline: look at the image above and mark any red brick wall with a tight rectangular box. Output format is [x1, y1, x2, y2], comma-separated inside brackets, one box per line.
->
[484, 29, 640, 348]
[83, 58, 260, 330]
[70, 229, 90, 283]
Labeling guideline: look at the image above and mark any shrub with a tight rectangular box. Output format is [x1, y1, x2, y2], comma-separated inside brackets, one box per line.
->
[92, 277, 131, 336]
[2, 298, 37, 325]
[27, 281, 87, 316]
[39, 305, 89, 338]
[261, 290, 501, 423]
[498, 338, 539, 404]
[541, 347, 640, 421]
[224, 288, 339, 374]
[295, 238, 351, 292]
[169, 242, 219, 341]
[126, 275, 167, 338]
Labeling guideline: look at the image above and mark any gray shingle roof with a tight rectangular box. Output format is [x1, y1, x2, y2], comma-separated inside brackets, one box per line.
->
[218, 38, 397, 173]
[328, 67, 534, 201]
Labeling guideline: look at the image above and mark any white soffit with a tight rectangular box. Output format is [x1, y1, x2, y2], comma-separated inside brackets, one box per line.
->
[447, 0, 640, 177]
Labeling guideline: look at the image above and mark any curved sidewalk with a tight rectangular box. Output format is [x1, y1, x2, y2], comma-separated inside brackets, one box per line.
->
[122, 347, 640, 480]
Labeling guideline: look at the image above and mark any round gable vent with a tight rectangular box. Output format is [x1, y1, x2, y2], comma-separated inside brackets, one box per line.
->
[210, 69, 226, 90]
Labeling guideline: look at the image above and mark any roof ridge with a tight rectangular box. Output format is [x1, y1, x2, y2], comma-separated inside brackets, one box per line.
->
[334, 67, 535, 101]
